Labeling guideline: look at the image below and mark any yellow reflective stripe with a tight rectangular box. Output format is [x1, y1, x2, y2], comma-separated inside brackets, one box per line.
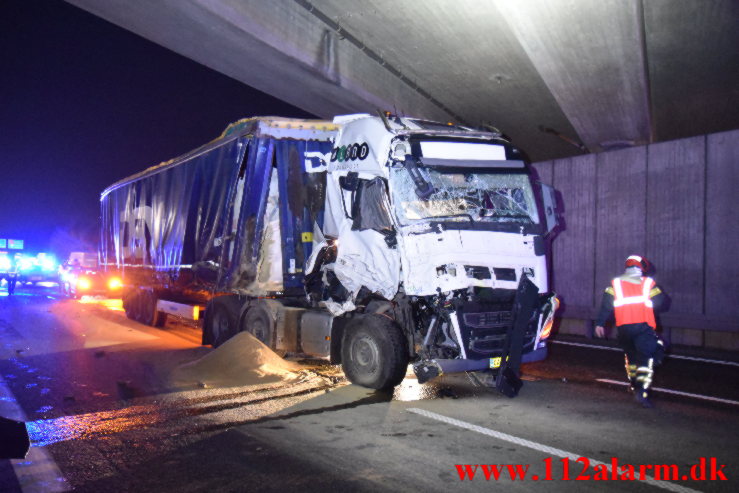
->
[650, 287, 661, 297]
[605, 286, 614, 295]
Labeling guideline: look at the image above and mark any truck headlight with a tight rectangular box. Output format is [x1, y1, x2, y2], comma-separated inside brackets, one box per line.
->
[539, 295, 560, 340]
[107, 277, 122, 290]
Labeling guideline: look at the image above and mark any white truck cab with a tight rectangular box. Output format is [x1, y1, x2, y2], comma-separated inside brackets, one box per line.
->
[305, 113, 559, 390]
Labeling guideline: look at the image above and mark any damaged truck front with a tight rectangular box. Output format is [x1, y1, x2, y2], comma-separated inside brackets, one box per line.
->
[101, 114, 559, 392]
[309, 114, 559, 391]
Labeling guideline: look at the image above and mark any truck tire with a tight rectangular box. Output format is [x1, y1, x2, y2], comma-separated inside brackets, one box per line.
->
[241, 304, 274, 348]
[123, 290, 141, 321]
[137, 290, 167, 327]
[341, 315, 409, 390]
[204, 296, 241, 348]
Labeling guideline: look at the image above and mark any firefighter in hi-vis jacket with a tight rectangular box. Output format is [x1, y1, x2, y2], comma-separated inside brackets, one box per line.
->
[595, 255, 667, 408]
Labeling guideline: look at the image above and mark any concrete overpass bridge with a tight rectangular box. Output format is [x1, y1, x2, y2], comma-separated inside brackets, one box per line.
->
[67, 0, 738, 162]
[65, 0, 739, 346]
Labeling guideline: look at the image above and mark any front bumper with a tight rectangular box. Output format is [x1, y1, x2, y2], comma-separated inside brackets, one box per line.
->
[413, 342, 548, 383]
[522, 345, 548, 363]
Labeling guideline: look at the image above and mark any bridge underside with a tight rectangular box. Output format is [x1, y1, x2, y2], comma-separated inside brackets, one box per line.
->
[67, 0, 738, 161]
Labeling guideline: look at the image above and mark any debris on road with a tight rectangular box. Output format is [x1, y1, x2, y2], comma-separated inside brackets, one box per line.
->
[170, 332, 303, 389]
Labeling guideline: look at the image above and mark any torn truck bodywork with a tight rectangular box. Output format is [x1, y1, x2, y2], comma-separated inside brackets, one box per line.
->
[309, 114, 559, 389]
[101, 118, 336, 299]
[102, 114, 559, 392]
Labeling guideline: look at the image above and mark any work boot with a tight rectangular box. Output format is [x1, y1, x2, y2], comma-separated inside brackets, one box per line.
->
[634, 389, 653, 408]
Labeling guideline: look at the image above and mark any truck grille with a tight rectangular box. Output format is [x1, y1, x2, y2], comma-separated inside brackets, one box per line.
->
[457, 304, 536, 358]
[463, 311, 512, 328]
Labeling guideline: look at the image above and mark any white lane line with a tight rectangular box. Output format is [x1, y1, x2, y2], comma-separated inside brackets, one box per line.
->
[551, 340, 620, 351]
[0, 379, 69, 492]
[408, 408, 701, 493]
[551, 340, 739, 367]
[666, 354, 739, 367]
[596, 379, 739, 406]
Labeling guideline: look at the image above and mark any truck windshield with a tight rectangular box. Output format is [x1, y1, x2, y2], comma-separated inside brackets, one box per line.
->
[389, 167, 539, 226]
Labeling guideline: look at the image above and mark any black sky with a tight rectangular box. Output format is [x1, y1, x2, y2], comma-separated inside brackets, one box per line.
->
[0, 0, 314, 254]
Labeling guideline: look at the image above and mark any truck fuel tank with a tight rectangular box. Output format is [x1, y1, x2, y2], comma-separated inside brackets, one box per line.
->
[300, 310, 333, 358]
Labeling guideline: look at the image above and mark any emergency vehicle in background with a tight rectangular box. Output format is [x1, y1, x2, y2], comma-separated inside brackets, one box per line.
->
[100, 114, 559, 391]
[0, 252, 13, 284]
[0, 240, 27, 289]
[58, 251, 122, 298]
[17, 252, 58, 285]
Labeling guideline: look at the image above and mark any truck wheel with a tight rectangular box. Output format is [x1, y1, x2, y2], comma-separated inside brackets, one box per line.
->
[137, 290, 165, 327]
[123, 290, 140, 321]
[204, 297, 241, 347]
[341, 315, 409, 390]
[242, 304, 274, 348]
[153, 311, 167, 328]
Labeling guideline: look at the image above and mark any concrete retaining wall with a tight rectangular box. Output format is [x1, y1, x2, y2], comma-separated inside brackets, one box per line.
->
[533, 129, 739, 350]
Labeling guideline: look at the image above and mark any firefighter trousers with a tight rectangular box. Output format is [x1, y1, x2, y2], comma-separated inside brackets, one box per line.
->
[617, 323, 659, 394]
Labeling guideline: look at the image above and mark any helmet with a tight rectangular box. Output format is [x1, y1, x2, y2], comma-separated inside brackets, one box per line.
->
[625, 255, 650, 272]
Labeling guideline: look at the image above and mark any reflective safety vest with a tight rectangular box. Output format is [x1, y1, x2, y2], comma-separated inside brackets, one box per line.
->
[612, 276, 657, 328]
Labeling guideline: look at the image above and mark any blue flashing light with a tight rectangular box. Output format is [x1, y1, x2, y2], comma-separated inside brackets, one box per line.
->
[41, 257, 56, 272]
[19, 257, 35, 271]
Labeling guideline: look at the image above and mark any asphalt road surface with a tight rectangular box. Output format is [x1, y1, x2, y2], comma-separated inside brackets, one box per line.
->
[0, 283, 737, 492]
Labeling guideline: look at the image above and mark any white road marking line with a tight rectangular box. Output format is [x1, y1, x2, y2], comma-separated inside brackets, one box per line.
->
[407, 408, 701, 493]
[665, 354, 739, 367]
[551, 340, 620, 351]
[551, 340, 739, 367]
[0, 379, 69, 492]
[596, 378, 739, 406]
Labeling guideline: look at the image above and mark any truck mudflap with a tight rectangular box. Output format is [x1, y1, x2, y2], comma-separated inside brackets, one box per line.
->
[413, 275, 541, 397]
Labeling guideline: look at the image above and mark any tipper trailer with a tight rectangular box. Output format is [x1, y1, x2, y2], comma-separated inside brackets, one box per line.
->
[101, 114, 559, 391]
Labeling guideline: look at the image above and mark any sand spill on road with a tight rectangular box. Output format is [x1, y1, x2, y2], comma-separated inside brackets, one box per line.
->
[170, 331, 303, 388]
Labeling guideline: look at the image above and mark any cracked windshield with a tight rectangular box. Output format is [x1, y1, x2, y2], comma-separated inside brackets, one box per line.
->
[390, 167, 539, 226]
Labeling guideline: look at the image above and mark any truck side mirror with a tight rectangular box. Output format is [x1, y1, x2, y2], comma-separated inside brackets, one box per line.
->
[339, 172, 360, 192]
[540, 183, 558, 234]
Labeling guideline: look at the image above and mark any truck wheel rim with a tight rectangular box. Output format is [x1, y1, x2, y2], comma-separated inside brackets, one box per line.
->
[213, 311, 229, 340]
[352, 335, 379, 374]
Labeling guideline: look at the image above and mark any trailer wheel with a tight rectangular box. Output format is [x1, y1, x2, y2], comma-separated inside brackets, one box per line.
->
[204, 297, 241, 347]
[123, 290, 141, 321]
[242, 304, 274, 348]
[137, 290, 166, 327]
[341, 315, 409, 390]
